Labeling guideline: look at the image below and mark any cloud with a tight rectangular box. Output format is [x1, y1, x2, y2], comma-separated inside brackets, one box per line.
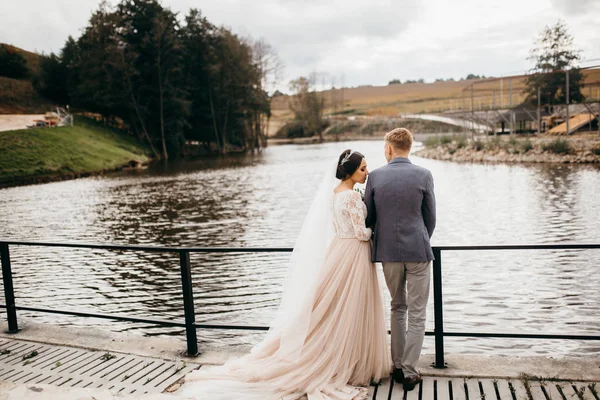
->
[0, 0, 94, 53]
[0, 0, 598, 89]
[176, 0, 423, 85]
[549, 0, 600, 16]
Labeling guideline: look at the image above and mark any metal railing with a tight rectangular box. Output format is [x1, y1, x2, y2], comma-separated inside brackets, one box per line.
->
[1, 240, 600, 367]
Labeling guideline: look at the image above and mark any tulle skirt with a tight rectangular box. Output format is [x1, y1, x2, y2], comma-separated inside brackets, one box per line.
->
[180, 237, 391, 400]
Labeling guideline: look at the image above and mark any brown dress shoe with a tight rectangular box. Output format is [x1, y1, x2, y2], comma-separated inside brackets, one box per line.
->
[402, 374, 422, 391]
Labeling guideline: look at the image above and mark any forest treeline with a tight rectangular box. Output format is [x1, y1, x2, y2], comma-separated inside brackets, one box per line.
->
[33, 0, 282, 159]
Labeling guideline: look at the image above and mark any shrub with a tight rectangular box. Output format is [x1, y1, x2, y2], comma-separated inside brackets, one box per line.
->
[542, 139, 571, 154]
[486, 136, 502, 150]
[520, 138, 534, 153]
[472, 139, 485, 151]
[439, 135, 452, 145]
[455, 135, 468, 149]
[275, 121, 306, 138]
[423, 136, 440, 148]
[0, 45, 29, 78]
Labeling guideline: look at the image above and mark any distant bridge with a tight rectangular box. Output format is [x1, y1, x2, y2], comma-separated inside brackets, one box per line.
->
[399, 113, 492, 133]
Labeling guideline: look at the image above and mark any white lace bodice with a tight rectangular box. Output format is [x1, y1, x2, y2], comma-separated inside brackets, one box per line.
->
[332, 191, 372, 241]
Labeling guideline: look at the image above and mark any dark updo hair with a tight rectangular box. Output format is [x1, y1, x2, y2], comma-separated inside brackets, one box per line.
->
[336, 149, 365, 180]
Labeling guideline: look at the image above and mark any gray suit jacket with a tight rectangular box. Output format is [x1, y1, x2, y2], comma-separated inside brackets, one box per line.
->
[364, 157, 436, 262]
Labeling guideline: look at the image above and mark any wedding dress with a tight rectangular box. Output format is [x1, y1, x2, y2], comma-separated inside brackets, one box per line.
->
[180, 164, 391, 400]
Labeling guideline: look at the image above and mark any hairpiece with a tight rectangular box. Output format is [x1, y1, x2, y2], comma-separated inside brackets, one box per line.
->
[340, 151, 354, 166]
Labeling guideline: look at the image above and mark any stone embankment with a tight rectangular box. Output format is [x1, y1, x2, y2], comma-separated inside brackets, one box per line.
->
[414, 134, 600, 163]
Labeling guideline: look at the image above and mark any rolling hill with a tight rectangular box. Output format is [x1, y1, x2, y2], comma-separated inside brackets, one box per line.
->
[0, 43, 56, 114]
[269, 68, 600, 135]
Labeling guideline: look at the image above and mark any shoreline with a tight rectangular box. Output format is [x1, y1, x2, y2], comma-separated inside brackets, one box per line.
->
[267, 132, 435, 145]
[0, 160, 148, 190]
[4, 133, 600, 191]
[267, 134, 384, 146]
[415, 134, 600, 164]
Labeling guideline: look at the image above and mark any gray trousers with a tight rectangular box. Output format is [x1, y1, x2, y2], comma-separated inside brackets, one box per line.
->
[382, 261, 431, 377]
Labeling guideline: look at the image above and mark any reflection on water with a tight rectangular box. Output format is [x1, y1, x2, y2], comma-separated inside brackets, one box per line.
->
[1, 141, 599, 356]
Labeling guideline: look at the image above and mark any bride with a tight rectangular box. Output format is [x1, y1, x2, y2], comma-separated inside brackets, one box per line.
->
[180, 149, 391, 400]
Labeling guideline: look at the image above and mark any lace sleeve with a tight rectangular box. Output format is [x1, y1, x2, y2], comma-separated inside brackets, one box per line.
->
[343, 191, 372, 241]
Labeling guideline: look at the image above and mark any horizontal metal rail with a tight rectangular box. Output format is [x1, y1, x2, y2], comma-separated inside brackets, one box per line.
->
[1, 239, 599, 365]
[0, 240, 295, 253]
[2, 239, 600, 252]
[1, 303, 598, 340]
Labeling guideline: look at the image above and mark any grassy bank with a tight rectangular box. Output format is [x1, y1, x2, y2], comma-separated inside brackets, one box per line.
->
[0, 119, 150, 187]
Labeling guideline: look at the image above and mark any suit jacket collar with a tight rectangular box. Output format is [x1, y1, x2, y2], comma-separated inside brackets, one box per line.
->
[388, 157, 411, 165]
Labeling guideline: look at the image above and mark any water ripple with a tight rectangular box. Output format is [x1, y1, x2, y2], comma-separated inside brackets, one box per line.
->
[1, 141, 600, 356]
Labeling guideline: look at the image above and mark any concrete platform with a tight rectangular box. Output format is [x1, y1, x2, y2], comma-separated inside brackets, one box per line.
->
[1, 321, 599, 399]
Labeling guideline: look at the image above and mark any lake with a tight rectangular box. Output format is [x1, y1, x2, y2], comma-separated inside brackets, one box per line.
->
[1, 140, 599, 357]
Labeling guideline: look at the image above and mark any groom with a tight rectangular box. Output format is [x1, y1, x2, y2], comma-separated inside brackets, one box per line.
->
[364, 128, 436, 391]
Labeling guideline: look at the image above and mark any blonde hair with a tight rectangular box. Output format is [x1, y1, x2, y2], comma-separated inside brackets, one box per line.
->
[384, 128, 413, 151]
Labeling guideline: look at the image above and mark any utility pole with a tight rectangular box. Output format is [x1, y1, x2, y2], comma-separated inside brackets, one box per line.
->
[537, 86, 541, 135]
[462, 89, 466, 134]
[566, 70, 570, 135]
[588, 86, 600, 132]
[493, 90, 497, 136]
[341, 73, 345, 114]
[509, 78, 513, 136]
[500, 78, 504, 108]
[471, 84, 475, 138]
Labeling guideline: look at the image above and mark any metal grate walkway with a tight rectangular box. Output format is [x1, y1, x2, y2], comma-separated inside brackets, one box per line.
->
[371, 377, 600, 400]
[2, 337, 599, 399]
[0, 338, 199, 395]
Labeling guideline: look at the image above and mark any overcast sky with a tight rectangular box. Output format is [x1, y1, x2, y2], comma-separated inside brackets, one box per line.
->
[1, 0, 599, 89]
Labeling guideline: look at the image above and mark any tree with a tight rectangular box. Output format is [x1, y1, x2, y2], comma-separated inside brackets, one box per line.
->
[289, 74, 326, 141]
[404, 78, 424, 84]
[465, 73, 485, 80]
[145, 10, 188, 160]
[388, 79, 402, 85]
[526, 21, 585, 105]
[33, 0, 278, 160]
[0, 45, 29, 78]
[181, 9, 217, 151]
[33, 53, 68, 104]
[68, 3, 124, 119]
[116, 0, 188, 160]
[251, 37, 283, 147]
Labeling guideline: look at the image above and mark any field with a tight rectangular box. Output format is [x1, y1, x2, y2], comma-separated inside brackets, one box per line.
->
[269, 69, 600, 135]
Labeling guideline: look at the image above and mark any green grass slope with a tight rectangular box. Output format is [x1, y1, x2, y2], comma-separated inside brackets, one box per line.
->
[0, 119, 150, 186]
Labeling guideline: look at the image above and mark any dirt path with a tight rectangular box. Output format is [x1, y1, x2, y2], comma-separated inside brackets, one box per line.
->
[0, 114, 45, 132]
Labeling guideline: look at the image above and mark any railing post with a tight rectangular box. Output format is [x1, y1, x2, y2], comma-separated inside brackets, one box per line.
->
[432, 248, 446, 368]
[179, 250, 198, 356]
[1, 243, 19, 333]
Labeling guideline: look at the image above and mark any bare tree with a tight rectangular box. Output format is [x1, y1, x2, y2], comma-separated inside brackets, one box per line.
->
[251, 38, 284, 146]
[289, 73, 326, 142]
